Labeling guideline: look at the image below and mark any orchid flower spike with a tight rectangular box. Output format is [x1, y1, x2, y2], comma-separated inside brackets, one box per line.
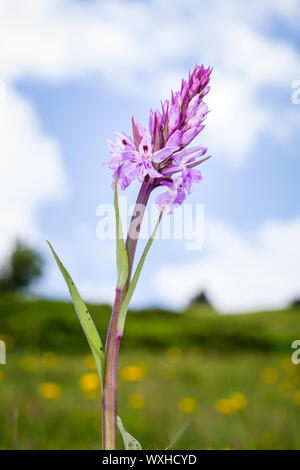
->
[105, 64, 212, 213]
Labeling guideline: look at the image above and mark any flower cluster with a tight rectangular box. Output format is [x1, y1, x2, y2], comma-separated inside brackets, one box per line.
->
[105, 65, 211, 213]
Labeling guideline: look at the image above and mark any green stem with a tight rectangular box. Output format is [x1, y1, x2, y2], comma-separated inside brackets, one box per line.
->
[125, 178, 155, 280]
[102, 177, 155, 449]
[102, 286, 123, 450]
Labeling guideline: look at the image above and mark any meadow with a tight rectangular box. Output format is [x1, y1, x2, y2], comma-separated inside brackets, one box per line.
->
[0, 296, 300, 450]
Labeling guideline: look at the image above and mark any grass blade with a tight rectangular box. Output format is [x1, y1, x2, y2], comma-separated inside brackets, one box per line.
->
[165, 419, 191, 450]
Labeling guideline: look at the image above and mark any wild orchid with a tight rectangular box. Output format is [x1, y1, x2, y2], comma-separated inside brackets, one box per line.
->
[48, 64, 212, 450]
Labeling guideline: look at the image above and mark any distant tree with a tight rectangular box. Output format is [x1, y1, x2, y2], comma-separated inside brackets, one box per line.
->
[290, 298, 300, 309]
[190, 290, 211, 306]
[0, 241, 44, 293]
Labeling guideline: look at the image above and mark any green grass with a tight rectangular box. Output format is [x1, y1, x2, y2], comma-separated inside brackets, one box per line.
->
[0, 296, 300, 449]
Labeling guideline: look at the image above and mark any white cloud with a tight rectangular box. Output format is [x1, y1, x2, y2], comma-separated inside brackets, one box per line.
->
[0, 0, 299, 308]
[77, 281, 115, 305]
[154, 217, 300, 313]
[205, 73, 270, 164]
[0, 84, 66, 260]
[1, 0, 299, 165]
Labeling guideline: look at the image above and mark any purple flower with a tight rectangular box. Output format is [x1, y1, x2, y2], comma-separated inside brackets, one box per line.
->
[156, 179, 186, 214]
[105, 125, 163, 189]
[105, 64, 212, 212]
[181, 168, 203, 194]
[155, 168, 202, 213]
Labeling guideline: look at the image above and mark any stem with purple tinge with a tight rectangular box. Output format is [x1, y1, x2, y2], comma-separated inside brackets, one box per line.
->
[102, 285, 123, 450]
[125, 177, 155, 281]
[102, 177, 155, 450]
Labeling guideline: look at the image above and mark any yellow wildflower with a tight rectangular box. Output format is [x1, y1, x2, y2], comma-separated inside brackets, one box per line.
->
[121, 365, 146, 382]
[179, 397, 198, 414]
[79, 372, 100, 397]
[293, 390, 300, 405]
[84, 354, 97, 370]
[230, 393, 247, 411]
[42, 352, 58, 368]
[39, 382, 61, 399]
[280, 357, 296, 375]
[215, 398, 236, 415]
[129, 393, 145, 409]
[20, 355, 38, 372]
[261, 367, 278, 384]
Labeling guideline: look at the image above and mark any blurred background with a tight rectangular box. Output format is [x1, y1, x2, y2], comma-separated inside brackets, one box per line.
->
[0, 0, 300, 450]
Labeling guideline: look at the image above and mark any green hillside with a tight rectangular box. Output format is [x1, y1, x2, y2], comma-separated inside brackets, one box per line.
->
[0, 296, 299, 353]
[0, 296, 300, 450]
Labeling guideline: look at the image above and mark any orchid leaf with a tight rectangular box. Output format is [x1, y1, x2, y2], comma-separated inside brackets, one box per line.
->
[117, 210, 163, 334]
[114, 173, 129, 288]
[46, 241, 104, 387]
[117, 416, 142, 450]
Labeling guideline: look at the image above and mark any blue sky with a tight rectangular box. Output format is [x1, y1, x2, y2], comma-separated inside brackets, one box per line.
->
[1, 0, 300, 312]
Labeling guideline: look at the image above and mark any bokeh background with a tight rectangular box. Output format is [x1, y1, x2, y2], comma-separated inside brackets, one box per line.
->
[0, 0, 300, 450]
